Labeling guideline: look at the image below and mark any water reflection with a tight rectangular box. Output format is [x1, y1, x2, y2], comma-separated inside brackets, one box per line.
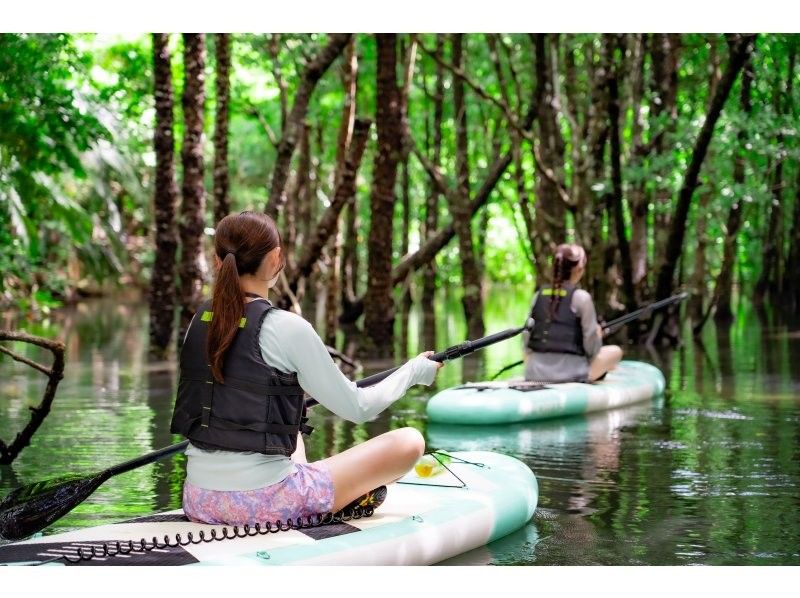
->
[0, 293, 799, 564]
[437, 520, 541, 566]
[429, 401, 658, 564]
[0, 299, 177, 531]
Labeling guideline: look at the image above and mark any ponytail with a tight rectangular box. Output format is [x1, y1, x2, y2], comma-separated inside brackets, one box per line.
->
[204, 211, 284, 383]
[207, 253, 245, 382]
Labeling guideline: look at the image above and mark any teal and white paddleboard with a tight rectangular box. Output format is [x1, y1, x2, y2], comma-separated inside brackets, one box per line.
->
[0, 451, 537, 566]
[426, 360, 665, 425]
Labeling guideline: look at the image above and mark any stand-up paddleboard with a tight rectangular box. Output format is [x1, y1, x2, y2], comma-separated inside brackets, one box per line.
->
[0, 451, 537, 566]
[427, 360, 665, 425]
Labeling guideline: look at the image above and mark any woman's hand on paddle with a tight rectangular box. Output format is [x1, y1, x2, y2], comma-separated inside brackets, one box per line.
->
[411, 351, 443, 386]
[421, 350, 445, 370]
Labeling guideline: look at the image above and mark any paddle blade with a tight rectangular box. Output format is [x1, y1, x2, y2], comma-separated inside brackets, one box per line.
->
[0, 472, 108, 541]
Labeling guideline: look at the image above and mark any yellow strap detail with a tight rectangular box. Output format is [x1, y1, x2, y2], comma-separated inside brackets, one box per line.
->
[541, 288, 567, 297]
[199, 311, 246, 328]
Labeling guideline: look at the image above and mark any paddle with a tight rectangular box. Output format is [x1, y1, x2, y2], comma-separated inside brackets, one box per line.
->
[0, 442, 191, 542]
[306, 325, 527, 408]
[488, 292, 689, 381]
[600, 291, 689, 337]
[0, 325, 526, 541]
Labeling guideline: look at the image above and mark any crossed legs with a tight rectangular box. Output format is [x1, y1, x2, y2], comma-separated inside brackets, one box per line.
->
[317, 428, 425, 512]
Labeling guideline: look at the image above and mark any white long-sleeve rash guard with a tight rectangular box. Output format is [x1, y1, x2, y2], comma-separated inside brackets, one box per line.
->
[185, 305, 438, 491]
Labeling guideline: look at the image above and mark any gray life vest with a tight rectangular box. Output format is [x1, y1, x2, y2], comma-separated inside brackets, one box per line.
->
[527, 285, 586, 356]
[170, 298, 311, 456]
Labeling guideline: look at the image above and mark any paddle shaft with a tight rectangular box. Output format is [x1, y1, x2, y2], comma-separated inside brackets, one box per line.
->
[107, 440, 190, 477]
[601, 292, 688, 336]
[306, 325, 526, 407]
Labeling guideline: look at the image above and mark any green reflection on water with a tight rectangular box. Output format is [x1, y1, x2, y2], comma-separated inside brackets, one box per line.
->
[1, 291, 799, 565]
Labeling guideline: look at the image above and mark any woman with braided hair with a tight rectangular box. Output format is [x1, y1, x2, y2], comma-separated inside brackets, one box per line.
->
[522, 243, 622, 383]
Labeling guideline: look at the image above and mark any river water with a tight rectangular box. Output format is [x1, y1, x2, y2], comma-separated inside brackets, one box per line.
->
[1, 291, 798, 565]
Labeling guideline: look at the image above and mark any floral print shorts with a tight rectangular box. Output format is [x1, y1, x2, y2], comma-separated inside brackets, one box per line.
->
[182, 462, 335, 526]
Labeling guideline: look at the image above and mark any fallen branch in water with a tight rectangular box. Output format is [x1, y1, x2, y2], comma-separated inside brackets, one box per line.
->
[0, 331, 65, 464]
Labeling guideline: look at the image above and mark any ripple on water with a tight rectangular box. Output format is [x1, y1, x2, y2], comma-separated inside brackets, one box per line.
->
[674, 408, 753, 421]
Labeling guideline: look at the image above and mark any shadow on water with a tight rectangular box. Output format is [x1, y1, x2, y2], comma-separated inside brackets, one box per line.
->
[1, 290, 799, 564]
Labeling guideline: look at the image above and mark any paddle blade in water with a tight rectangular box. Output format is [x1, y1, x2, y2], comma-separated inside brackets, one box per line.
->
[0, 473, 108, 541]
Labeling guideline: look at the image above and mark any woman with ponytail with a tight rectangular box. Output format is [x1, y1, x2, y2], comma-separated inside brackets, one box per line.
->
[521, 243, 622, 383]
[170, 211, 441, 526]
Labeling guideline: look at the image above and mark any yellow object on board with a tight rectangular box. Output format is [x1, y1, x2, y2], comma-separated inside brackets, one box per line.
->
[414, 453, 452, 477]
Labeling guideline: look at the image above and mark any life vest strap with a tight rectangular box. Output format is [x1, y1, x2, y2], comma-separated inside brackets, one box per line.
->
[180, 368, 304, 396]
[191, 414, 301, 435]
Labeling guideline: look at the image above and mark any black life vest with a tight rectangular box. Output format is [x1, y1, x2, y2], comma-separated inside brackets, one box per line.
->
[170, 298, 311, 456]
[527, 285, 586, 356]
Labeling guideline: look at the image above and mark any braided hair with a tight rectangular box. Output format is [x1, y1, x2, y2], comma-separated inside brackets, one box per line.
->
[548, 244, 587, 319]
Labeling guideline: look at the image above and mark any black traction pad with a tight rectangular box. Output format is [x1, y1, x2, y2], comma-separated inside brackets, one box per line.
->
[297, 521, 360, 540]
[458, 383, 548, 392]
[0, 519, 365, 565]
[0, 540, 198, 566]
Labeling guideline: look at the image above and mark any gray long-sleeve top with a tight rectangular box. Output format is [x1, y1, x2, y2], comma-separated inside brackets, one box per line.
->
[521, 284, 602, 383]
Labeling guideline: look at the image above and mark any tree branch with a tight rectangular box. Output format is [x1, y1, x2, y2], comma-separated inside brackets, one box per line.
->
[654, 34, 757, 302]
[0, 345, 51, 376]
[0, 331, 65, 464]
[268, 34, 288, 132]
[530, 141, 577, 209]
[413, 33, 532, 144]
[246, 103, 279, 147]
[288, 118, 372, 285]
[266, 33, 353, 218]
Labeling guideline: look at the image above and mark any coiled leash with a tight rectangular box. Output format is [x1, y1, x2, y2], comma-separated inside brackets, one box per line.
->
[33, 505, 375, 565]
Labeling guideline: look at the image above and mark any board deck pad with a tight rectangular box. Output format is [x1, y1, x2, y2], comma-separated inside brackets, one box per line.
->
[0, 451, 537, 566]
[0, 540, 199, 566]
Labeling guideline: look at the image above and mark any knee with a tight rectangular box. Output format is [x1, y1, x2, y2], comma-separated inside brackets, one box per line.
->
[392, 427, 425, 462]
[600, 344, 622, 361]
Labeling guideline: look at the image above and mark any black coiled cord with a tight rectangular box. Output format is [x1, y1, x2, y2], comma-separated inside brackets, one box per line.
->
[51, 505, 374, 564]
